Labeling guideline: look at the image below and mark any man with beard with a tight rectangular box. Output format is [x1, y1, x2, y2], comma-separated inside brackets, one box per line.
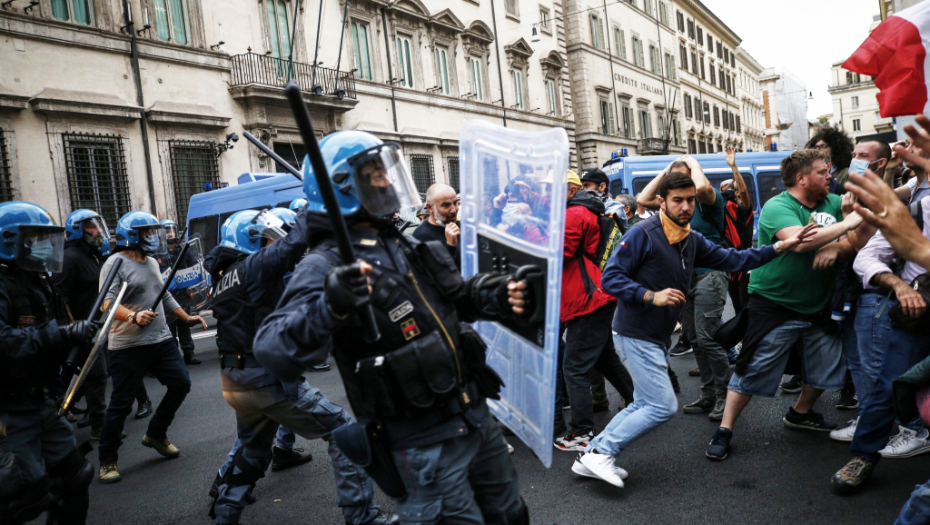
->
[706, 149, 864, 461]
[573, 172, 815, 487]
[412, 183, 459, 260]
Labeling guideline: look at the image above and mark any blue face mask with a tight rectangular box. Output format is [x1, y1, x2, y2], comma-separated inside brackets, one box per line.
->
[141, 235, 160, 254]
[849, 158, 878, 176]
[28, 238, 55, 263]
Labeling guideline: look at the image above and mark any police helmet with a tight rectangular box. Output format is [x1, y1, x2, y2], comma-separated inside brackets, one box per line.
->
[101, 236, 112, 257]
[219, 210, 264, 254]
[0, 201, 66, 273]
[302, 130, 422, 219]
[269, 207, 297, 228]
[160, 219, 181, 249]
[289, 198, 307, 210]
[115, 211, 166, 255]
[66, 209, 110, 248]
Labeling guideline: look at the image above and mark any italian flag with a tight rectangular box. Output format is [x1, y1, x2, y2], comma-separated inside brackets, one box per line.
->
[843, 0, 930, 118]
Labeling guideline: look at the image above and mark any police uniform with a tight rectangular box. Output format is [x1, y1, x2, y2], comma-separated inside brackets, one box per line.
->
[0, 263, 93, 525]
[206, 209, 385, 525]
[255, 217, 528, 525]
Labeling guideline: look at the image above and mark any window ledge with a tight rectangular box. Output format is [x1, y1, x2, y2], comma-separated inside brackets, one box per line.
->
[505, 13, 520, 23]
[145, 101, 231, 129]
[29, 88, 142, 121]
[0, 88, 29, 113]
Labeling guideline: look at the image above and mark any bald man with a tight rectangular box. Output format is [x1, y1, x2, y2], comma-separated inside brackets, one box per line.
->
[412, 183, 460, 260]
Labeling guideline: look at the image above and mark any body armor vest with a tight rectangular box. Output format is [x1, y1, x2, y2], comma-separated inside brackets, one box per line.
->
[211, 257, 277, 357]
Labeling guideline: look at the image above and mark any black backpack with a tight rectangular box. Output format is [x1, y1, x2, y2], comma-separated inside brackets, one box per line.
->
[576, 213, 625, 298]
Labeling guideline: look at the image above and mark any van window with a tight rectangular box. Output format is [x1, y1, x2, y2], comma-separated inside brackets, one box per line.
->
[706, 173, 756, 209]
[757, 171, 786, 207]
[609, 179, 624, 196]
[276, 200, 293, 209]
[188, 215, 219, 254]
[631, 177, 651, 196]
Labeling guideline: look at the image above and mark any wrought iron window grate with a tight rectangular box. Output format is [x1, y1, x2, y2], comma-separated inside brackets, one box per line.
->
[169, 140, 220, 226]
[447, 156, 460, 192]
[0, 129, 13, 203]
[409, 155, 435, 195]
[63, 133, 131, 227]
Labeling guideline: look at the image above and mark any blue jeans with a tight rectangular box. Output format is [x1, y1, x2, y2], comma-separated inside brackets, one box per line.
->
[897, 479, 930, 525]
[214, 381, 378, 525]
[390, 403, 524, 524]
[848, 293, 896, 403]
[218, 425, 296, 477]
[586, 335, 678, 457]
[99, 338, 192, 466]
[850, 326, 930, 462]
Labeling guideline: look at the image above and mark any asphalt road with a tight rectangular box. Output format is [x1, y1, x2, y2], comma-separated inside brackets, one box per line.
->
[38, 328, 929, 525]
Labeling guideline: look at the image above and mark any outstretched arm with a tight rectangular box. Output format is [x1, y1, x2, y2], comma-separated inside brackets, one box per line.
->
[725, 147, 752, 208]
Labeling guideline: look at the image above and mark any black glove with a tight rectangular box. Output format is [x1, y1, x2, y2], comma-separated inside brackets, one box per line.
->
[58, 320, 99, 349]
[325, 262, 370, 319]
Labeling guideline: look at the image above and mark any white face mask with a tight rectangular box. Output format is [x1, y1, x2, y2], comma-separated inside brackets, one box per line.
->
[431, 208, 446, 226]
[849, 158, 879, 176]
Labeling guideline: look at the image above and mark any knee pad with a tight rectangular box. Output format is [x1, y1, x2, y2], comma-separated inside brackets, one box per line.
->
[0, 475, 50, 525]
[47, 447, 93, 500]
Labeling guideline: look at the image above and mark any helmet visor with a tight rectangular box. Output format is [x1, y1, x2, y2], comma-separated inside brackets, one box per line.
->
[164, 223, 181, 249]
[81, 217, 111, 248]
[136, 225, 167, 255]
[18, 226, 66, 273]
[251, 209, 289, 243]
[349, 144, 422, 218]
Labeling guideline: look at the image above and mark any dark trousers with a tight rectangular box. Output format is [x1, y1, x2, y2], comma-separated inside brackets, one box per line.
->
[564, 303, 635, 434]
[78, 353, 108, 428]
[169, 320, 196, 359]
[728, 273, 750, 314]
[98, 338, 191, 465]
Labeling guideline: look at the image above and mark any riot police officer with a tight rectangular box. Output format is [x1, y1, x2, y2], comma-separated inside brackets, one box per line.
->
[254, 131, 531, 524]
[159, 219, 200, 365]
[0, 201, 99, 525]
[52, 209, 111, 437]
[206, 207, 393, 525]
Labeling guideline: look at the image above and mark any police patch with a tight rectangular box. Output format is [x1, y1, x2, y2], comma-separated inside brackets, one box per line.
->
[400, 318, 420, 340]
[389, 301, 414, 322]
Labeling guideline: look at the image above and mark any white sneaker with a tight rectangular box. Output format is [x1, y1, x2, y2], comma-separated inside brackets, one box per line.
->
[830, 418, 859, 442]
[879, 426, 930, 458]
[554, 431, 594, 452]
[579, 451, 627, 488]
[572, 454, 629, 481]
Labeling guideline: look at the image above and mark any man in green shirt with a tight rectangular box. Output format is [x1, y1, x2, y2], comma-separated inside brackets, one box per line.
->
[638, 156, 731, 421]
[706, 149, 864, 461]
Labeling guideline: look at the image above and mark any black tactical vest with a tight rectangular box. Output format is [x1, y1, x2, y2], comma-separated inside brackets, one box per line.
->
[211, 257, 277, 357]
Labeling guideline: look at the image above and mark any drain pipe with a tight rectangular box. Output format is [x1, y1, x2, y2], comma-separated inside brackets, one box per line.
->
[488, 0, 507, 126]
[381, 8, 398, 132]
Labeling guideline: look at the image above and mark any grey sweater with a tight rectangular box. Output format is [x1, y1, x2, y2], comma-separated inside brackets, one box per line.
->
[100, 253, 180, 350]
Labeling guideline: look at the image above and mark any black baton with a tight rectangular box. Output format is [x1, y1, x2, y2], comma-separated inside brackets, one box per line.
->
[284, 81, 380, 343]
[243, 131, 303, 181]
[63, 257, 123, 372]
[145, 242, 190, 323]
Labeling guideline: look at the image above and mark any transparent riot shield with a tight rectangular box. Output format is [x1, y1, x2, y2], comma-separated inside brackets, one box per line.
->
[164, 238, 210, 312]
[459, 120, 569, 467]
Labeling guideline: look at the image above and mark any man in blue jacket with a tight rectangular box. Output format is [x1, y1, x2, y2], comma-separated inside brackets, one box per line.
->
[570, 172, 815, 488]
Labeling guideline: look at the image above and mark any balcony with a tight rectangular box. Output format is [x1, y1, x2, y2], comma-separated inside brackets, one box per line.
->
[638, 137, 668, 155]
[230, 53, 357, 99]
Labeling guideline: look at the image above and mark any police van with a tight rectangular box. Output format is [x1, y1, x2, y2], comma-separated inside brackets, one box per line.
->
[184, 172, 304, 254]
[601, 151, 793, 239]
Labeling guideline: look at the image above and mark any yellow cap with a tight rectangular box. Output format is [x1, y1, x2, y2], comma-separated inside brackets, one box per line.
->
[566, 169, 581, 186]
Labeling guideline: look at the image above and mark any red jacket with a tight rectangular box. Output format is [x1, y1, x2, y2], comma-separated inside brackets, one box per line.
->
[560, 194, 615, 323]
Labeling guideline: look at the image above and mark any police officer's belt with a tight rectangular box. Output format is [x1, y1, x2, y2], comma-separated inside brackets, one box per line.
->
[219, 354, 263, 369]
[383, 382, 482, 444]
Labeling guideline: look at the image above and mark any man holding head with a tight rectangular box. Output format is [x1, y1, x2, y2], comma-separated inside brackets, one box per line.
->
[412, 183, 459, 259]
[571, 171, 814, 488]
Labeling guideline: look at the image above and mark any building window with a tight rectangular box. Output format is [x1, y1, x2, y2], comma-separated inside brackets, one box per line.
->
[709, 64, 716, 86]
[644, 0, 654, 18]
[688, 138, 697, 154]
[851, 118, 861, 131]
[731, 54, 735, 67]
[697, 26, 703, 44]
[846, 71, 861, 84]
[545, 79, 559, 116]
[714, 106, 720, 127]
[600, 99, 616, 135]
[851, 96, 860, 108]
[719, 69, 726, 89]
[614, 27, 627, 60]
[63, 133, 131, 228]
[658, 1, 669, 26]
[673, 119, 682, 146]
[730, 112, 736, 130]
[690, 51, 697, 75]
[687, 18, 694, 39]
[396, 35, 415, 88]
[657, 114, 667, 139]
[351, 21, 372, 80]
[511, 69, 525, 109]
[470, 57, 484, 101]
[590, 14, 605, 50]
[679, 45, 687, 72]
[0, 130, 12, 203]
[447, 156, 460, 192]
[632, 37, 645, 68]
[698, 140, 707, 153]
[699, 56, 705, 80]
[736, 116, 742, 133]
[169, 141, 220, 225]
[707, 34, 713, 50]
[266, 0, 290, 64]
[724, 48, 730, 63]
[716, 41, 722, 58]
[51, 0, 92, 25]
[639, 110, 652, 138]
[539, 8, 549, 30]
[622, 104, 633, 138]
[726, 75, 733, 94]
[434, 46, 450, 95]
[664, 53, 676, 80]
[684, 93, 692, 119]
[154, 0, 188, 44]
[409, 155, 434, 194]
[676, 10, 684, 32]
[649, 45, 660, 74]
[505, 0, 518, 17]
[703, 102, 710, 124]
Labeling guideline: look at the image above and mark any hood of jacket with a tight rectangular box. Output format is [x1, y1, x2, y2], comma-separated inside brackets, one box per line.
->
[567, 189, 606, 216]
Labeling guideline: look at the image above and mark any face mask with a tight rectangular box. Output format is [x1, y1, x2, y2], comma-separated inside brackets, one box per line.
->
[83, 232, 104, 248]
[141, 235, 160, 254]
[28, 238, 55, 263]
[849, 158, 877, 176]
[431, 208, 446, 227]
[501, 202, 522, 227]
[721, 188, 737, 202]
[589, 189, 609, 203]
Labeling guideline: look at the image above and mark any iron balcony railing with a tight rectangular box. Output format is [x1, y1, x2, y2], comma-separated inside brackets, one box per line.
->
[230, 53, 357, 100]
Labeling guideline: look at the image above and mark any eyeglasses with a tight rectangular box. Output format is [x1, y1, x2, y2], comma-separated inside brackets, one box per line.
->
[813, 144, 830, 150]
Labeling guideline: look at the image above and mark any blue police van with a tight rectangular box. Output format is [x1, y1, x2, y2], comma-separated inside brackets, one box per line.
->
[600, 151, 793, 239]
[185, 172, 304, 254]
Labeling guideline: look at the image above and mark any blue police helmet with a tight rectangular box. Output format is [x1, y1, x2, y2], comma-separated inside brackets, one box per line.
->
[65, 209, 109, 243]
[115, 210, 166, 255]
[101, 237, 111, 257]
[0, 201, 66, 272]
[219, 210, 263, 254]
[269, 207, 297, 227]
[289, 198, 307, 210]
[302, 130, 422, 218]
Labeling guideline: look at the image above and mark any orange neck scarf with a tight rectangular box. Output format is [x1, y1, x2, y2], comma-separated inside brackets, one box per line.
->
[659, 209, 691, 244]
